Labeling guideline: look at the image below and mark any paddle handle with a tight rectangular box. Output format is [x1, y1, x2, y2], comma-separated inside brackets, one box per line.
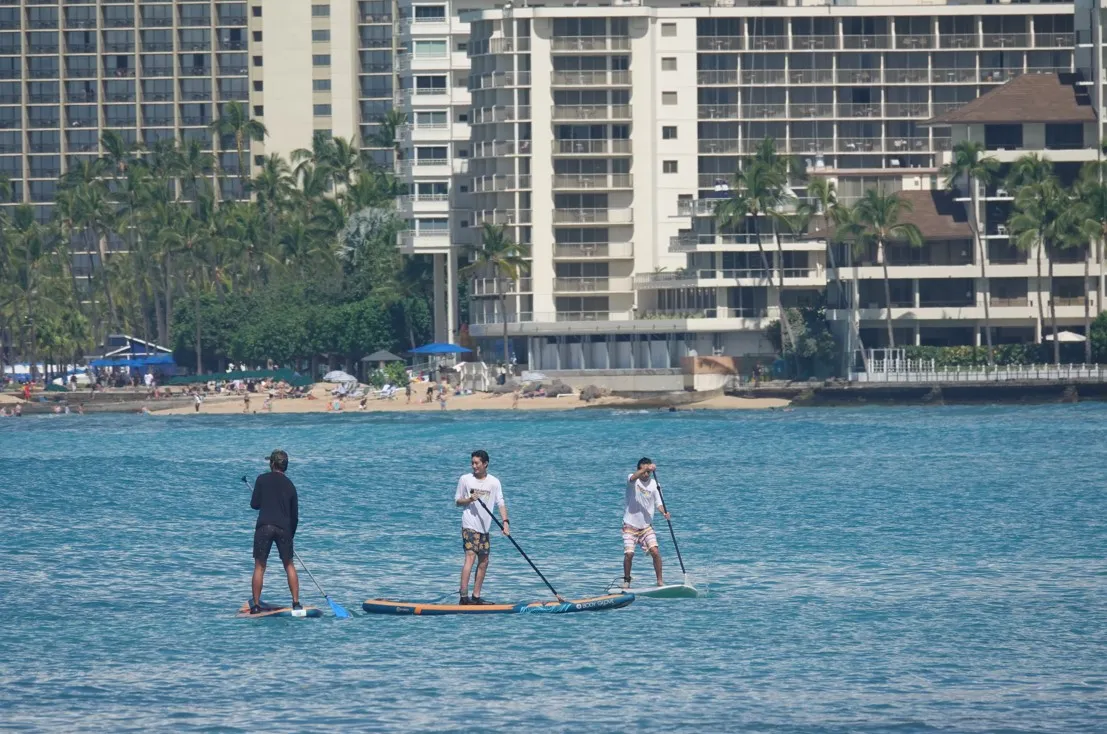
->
[652, 471, 687, 576]
[473, 495, 563, 600]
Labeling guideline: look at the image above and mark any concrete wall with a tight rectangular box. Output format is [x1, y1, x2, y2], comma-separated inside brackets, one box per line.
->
[262, 1, 316, 161]
[545, 370, 685, 392]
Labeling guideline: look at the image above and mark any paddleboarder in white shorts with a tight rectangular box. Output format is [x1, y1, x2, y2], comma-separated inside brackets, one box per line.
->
[455, 449, 509, 605]
[622, 457, 669, 588]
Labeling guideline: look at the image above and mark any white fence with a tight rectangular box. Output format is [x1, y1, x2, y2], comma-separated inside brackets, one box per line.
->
[852, 364, 1107, 383]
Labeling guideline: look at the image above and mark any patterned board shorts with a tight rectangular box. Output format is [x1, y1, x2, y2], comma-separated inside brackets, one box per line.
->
[622, 524, 658, 554]
[462, 528, 491, 557]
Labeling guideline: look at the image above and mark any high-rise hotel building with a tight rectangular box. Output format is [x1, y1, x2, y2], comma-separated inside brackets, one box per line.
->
[456, 0, 1086, 371]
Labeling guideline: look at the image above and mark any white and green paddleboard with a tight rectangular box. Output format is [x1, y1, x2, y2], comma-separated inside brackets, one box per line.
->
[607, 578, 702, 599]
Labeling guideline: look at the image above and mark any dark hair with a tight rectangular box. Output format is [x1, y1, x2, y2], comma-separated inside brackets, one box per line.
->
[471, 449, 490, 465]
[268, 450, 289, 472]
[637, 457, 652, 469]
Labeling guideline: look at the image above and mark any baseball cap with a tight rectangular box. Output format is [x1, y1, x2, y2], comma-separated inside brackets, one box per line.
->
[265, 449, 288, 464]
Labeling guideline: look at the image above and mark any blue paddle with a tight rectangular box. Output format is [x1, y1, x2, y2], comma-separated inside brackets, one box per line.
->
[240, 476, 351, 619]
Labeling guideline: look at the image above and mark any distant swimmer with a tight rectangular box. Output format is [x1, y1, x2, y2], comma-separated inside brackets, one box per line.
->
[249, 450, 300, 614]
[455, 449, 509, 605]
[622, 458, 669, 588]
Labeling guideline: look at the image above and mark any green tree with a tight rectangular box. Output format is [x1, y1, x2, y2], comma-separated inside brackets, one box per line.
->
[461, 224, 529, 366]
[942, 140, 1000, 366]
[852, 190, 923, 349]
[209, 100, 267, 200]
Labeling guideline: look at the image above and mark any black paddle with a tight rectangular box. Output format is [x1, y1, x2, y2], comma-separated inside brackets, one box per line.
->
[471, 494, 567, 603]
[652, 470, 687, 578]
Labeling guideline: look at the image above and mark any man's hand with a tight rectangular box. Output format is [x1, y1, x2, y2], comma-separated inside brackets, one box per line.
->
[501, 522, 510, 536]
[663, 511, 671, 521]
[647, 463, 658, 473]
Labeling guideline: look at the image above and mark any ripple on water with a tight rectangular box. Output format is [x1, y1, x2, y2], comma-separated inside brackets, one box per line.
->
[1, 406, 1106, 731]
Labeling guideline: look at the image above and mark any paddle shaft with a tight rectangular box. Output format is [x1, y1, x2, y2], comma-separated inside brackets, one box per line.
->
[472, 495, 563, 600]
[651, 471, 687, 576]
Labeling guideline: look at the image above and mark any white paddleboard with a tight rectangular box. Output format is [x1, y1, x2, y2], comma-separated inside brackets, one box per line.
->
[622, 583, 700, 599]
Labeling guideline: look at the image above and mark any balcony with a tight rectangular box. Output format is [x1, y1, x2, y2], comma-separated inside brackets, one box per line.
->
[219, 40, 246, 51]
[744, 104, 786, 119]
[838, 137, 878, 153]
[471, 174, 516, 193]
[837, 69, 880, 84]
[554, 276, 632, 293]
[1036, 32, 1074, 47]
[940, 33, 977, 49]
[550, 104, 630, 121]
[217, 15, 247, 26]
[842, 35, 889, 49]
[471, 278, 531, 296]
[789, 103, 834, 119]
[28, 44, 59, 54]
[219, 89, 248, 101]
[698, 139, 741, 155]
[885, 103, 929, 118]
[792, 35, 837, 51]
[28, 93, 59, 103]
[67, 42, 97, 53]
[895, 34, 933, 49]
[144, 66, 173, 77]
[983, 33, 1028, 48]
[29, 67, 60, 78]
[552, 173, 633, 190]
[554, 242, 633, 259]
[179, 16, 212, 28]
[550, 36, 630, 53]
[553, 139, 631, 155]
[931, 68, 976, 84]
[142, 16, 173, 28]
[550, 70, 631, 87]
[741, 69, 787, 85]
[839, 103, 878, 118]
[65, 18, 96, 30]
[885, 69, 929, 84]
[552, 208, 633, 225]
[697, 70, 738, 85]
[747, 36, 787, 51]
[470, 71, 530, 89]
[472, 209, 520, 226]
[697, 36, 742, 51]
[698, 104, 739, 120]
[471, 140, 518, 158]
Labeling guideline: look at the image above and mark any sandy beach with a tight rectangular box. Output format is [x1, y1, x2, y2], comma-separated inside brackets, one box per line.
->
[151, 383, 789, 415]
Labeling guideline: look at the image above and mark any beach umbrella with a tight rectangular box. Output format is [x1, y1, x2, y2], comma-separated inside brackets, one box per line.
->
[362, 350, 403, 363]
[410, 343, 472, 355]
[1044, 330, 1086, 343]
[323, 370, 358, 383]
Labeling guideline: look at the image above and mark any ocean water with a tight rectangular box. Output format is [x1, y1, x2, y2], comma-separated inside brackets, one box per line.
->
[1, 406, 1105, 733]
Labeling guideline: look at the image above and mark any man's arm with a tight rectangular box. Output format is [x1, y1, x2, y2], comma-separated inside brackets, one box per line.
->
[496, 486, 509, 535]
[455, 477, 475, 507]
[629, 463, 656, 483]
[250, 478, 260, 510]
[290, 491, 298, 536]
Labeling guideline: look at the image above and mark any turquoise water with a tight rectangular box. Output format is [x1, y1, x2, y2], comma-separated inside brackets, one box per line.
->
[1, 406, 1105, 732]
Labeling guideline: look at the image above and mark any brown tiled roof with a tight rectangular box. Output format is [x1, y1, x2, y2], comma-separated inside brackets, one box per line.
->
[925, 72, 1094, 125]
[807, 190, 971, 241]
[896, 190, 972, 240]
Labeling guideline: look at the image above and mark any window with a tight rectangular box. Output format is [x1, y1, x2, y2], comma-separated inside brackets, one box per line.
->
[253, 81, 263, 91]
[312, 30, 330, 42]
[662, 57, 676, 71]
[311, 5, 331, 17]
[415, 110, 447, 127]
[254, 105, 263, 116]
[662, 91, 677, 105]
[661, 22, 676, 37]
[414, 5, 447, 21]
[413, 40, 448, 57]
[313, 78, 331, 92]
[252, 6, 262, 17]
[312, 54, 331, 66]
[663, 160, 678, 173]
[313, 104, 332, 116]
[416, 217, 449, 233]
[415, 146, 448, 162]
[984, 124, 1022, 150]
[1045, 123, 1083, 150]
[253, 55, 262, 66]
[662, 126, 677, 139]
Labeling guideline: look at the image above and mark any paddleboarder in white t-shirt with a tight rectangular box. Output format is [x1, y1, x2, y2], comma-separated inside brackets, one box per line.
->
[622, 457, 669, 588]
[455, 449, 509, 605]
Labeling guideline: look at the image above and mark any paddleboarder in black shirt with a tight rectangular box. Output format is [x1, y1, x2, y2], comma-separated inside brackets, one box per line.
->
[249, 450, 300, 614]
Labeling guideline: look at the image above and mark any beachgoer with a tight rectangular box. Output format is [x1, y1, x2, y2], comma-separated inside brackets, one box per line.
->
[512, 389, 520, 409]
[243, 393, 250, 414]
[622, 458, 669, 588]
[426, 385, 434, 403]
[405, 382, 412, 404]
[249, 450, 300, 614]
[76, 404, 84, 415]
[194, 393, 201, 413]
[455, 449, 508, 605]
[22, 382, 30, 401]
[14, 404, 22, 417]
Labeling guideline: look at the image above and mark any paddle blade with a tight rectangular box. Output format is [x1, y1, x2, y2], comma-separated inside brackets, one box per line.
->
[327, 597, 352, 619]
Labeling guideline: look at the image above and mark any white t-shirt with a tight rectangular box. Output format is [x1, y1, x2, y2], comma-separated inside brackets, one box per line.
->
[624, 473, 663, 529]
[455, 473, 505, 533]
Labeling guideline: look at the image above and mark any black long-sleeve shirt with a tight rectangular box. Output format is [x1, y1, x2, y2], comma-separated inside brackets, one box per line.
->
[251, 471, 298, 535]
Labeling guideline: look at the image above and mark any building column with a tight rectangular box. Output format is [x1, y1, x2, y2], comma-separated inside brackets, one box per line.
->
[914, 324, 921, 347]
[974, 325, 981, 347]
[912, 279, 920, 308]
[446, 251, 458, 344]
[433, 252, 447, 343]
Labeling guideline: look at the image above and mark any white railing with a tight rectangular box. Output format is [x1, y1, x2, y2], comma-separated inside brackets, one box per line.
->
[854, 364, 1107, 383]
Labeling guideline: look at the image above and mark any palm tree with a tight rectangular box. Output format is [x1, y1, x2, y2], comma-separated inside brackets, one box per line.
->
[1008, 175, 1069, 365]
[853, 190, 923, 349]
[942, 140, 1000, 366]
[1076, 162, 1107, 363]
[209, 101, 267, 200]
[461, 223, 529, 366]
[369, 109, 407, 164]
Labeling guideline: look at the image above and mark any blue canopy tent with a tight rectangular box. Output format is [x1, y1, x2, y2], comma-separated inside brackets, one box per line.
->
[409, 343, 472, 355]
